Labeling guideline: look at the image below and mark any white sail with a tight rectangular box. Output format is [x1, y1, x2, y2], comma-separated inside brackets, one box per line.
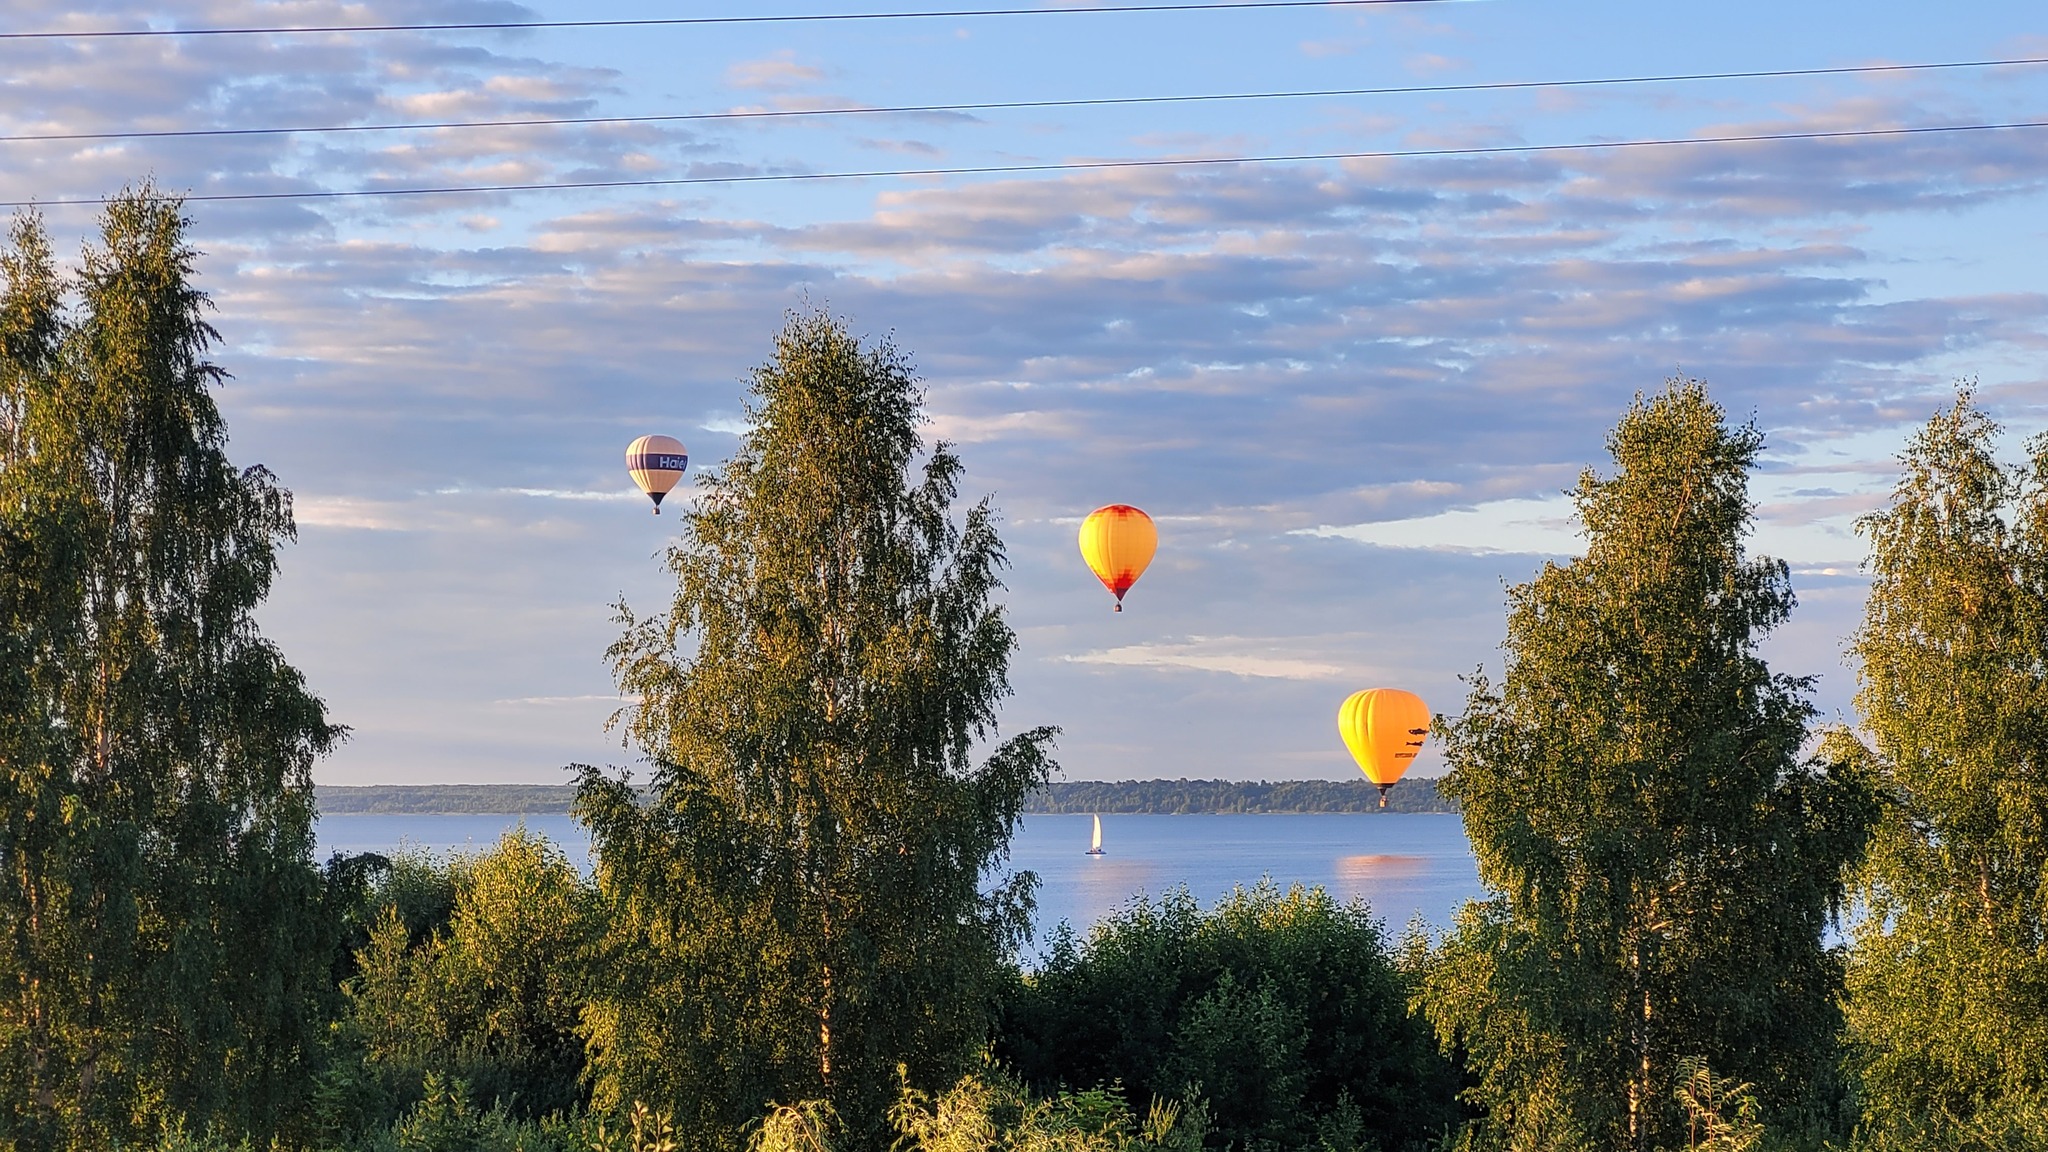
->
[1090, 814, 1103, 853]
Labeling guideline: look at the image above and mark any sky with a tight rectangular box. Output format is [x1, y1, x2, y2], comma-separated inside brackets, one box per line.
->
[3, 0, 2046, 785]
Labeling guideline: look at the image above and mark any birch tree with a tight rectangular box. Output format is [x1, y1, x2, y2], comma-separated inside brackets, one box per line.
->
[579, 309, 1056, 1147]
[1421, 380, 1875, 1151]
[0, 195, 342, 1148]
[1844, 392, 2048, 1148]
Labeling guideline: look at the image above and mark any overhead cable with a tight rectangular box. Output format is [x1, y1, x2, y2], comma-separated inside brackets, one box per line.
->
[5, 118, 2043, 209]
[1, 0, 1461, 41]
[5, 56, 2043, 146]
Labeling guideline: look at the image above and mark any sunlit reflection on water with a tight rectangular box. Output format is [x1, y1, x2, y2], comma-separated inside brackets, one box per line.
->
[1338, 853, 1428, 879]
[1332, 853, 1432, 920]
[1068, 853, 1158, 936]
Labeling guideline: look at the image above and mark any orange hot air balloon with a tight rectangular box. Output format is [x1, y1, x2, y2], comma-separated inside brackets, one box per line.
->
[1078, 504, 1157, 611]
[1339, 688, 1431, 809]
[626, 435, 688, 514]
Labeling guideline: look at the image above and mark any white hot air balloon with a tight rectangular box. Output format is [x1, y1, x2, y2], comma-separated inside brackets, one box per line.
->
[626, 435, 688, 514]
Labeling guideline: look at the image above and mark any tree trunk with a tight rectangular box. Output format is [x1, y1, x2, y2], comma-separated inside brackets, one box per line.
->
[819, 961, 833, 1090]
[1627, 926, 1653, 1152]
[819, 882, 835, 1094]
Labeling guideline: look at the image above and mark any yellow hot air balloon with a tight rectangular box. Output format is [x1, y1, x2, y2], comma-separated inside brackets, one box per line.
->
[626, 435, 688, 514]
[1078, 504, 1157, 611]
[1339, 688, 1430, 808]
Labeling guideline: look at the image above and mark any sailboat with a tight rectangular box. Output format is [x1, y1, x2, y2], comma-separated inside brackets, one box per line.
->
[1086, 814, 1105, 856]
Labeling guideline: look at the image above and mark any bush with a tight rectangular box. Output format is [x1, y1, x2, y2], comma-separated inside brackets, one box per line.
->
[338, 831, 598, 1133]
[997, 881, 1461, 1152]
[746, 1066, 1205, 1152]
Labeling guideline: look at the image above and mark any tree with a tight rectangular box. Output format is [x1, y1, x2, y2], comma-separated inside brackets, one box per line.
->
[0, 194, 343, 1147]
[998, 882, 1461, 1152]
[1842, 391, 2048, 1149]
[577, 308, 1057, 1146]
[1420, 380, 1876, 1151]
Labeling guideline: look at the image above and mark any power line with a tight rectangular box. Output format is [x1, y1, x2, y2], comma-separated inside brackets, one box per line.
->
[1, 0, 1461, 41]
[6, 56, 2043, 146]
[6, 118, 2043, 210]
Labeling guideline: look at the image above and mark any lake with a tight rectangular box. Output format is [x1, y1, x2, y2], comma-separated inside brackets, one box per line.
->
[315, 811, 1483, 952]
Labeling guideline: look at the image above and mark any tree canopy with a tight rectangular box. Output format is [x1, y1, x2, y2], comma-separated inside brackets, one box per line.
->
[0, 194, 342, 1148]
[1843, 391, 2048, 1148]
[1423, 379, 1876, 1151]
[576, 309, 1057, 1145]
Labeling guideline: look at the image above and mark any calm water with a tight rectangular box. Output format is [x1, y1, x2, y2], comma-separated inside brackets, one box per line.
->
[315, 811, 1482, 950]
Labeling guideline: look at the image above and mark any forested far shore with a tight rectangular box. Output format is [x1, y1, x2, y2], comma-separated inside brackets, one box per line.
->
[314, 776, 1456, 816]
[316, 783, 583, 815]
[1027, 776, 1455, 813]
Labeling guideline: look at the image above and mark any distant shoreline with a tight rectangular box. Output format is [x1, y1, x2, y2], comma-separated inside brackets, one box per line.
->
[314, 777, 1457, 816]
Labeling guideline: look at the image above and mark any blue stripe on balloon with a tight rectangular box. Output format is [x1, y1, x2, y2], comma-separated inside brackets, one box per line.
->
[629, 453, 688, 471]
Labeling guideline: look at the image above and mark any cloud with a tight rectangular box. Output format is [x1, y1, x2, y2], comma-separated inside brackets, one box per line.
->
[502, 488, 643, 502]
[855, 137, 944, 157]
[0, 0, 645, 228]
[295, 496, 416, 532]
[9, 0, 2045, 780]
[1063, 638, 1350, 681]
[724, 51, 827, 92]
[1405, 53, 1466, 75]
[1299, 497, 1580, 556]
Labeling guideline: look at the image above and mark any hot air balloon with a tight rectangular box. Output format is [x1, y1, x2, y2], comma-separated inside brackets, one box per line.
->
[626, 435, 688, 514]
[1078, 504, 1156, 611]
[1339, 688, 1430, 809]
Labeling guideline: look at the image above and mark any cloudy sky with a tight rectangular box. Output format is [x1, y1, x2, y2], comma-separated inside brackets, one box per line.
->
[5, 0, 2045, 784]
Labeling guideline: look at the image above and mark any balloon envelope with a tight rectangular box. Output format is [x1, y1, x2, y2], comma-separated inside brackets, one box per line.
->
[1338, 688, 1430, 799]
[626, 435, 688, 513]
[1078, 504, 1157, 610]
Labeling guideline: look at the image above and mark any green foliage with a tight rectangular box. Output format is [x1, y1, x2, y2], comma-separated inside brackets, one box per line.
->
[0, 193, 343, 1148]
[999, 881, 1457, 1152]
[585, 1103, 682, 1152]
[374, 847, 467, 945]
[342, 833, 597, 1125]
[1672, 1057, 1764, 1152]
[888, 1066, 1208, 1152]
[750, 1101, 838, 1152]
[315, 1072, 587, 1152]
[730, 1065, 1209, 1152]
[579, 308, 1056, 1145]
[1842, 390, 2048, 1150]
[1847, 1100, 2048, 1152]
[138, 1120, 258, 1152]
[384, 1073, 526, 1152]
[1422, 380, 1877, 1152]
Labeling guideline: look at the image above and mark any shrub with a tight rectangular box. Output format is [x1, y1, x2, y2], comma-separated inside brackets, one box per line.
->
[998, 881, 1460, 1152]
[341, 831, 598, 1131]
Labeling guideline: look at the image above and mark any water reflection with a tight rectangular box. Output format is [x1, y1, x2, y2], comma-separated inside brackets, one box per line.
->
[1338, 853, 1429, 880]
[1332, 852, 1429, 912]
[1071, 853, 1158, 936]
